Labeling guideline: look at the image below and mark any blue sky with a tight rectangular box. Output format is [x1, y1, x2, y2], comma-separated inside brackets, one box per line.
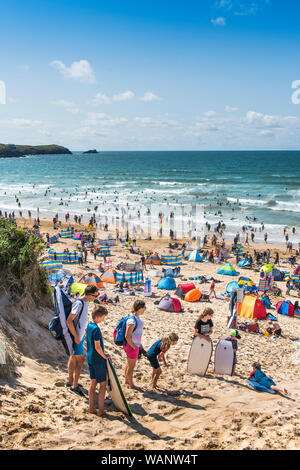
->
[1, 0, 300, 150]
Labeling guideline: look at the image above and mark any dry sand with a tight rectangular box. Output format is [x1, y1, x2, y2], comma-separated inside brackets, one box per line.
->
[0, 217, 299, 450]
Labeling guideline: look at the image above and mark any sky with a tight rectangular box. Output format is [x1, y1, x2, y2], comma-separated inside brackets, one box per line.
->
[1, 0, 300, 150]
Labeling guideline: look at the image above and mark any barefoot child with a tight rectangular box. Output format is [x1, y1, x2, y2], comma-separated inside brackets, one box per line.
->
[247, 362, 289, 396]
[124, 300, 146, 389]
[147, 333, 179, 389]
[86, 306, 110, 416]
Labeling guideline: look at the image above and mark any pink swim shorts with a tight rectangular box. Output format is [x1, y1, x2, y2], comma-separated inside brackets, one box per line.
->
[123, 342, 140, 359]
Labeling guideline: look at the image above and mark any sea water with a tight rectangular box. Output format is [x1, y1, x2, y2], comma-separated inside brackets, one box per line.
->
[0, 150, 299, 244]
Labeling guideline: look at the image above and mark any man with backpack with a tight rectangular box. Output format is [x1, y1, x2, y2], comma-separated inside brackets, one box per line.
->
[66, 285, 99, 396]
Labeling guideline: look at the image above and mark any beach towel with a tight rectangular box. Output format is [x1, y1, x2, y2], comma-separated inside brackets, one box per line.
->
[247, 379, 276, 394]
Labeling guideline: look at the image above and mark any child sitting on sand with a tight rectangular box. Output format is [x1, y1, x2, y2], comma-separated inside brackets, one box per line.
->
[146, 333, 179, 389]
[247, 362, 289, 396]
[86, 306, 110, 416]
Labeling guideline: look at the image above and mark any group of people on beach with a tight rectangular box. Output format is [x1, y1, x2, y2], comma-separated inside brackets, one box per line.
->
[65, 284, 289, 418]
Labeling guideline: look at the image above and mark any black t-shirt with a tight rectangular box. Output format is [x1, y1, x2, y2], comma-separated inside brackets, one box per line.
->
[194, 318, 213, 336]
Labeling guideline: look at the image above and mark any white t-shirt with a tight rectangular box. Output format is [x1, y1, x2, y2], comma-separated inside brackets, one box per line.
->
[126, 316, 144, 347]
[71, 298, 89, 341]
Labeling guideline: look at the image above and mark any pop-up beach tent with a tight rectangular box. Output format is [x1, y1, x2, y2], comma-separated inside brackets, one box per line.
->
[187, 250, 203, 262]
[237, 295, 266, 320]
[157, 277, 176, 290]
[217, 264, 238, 276]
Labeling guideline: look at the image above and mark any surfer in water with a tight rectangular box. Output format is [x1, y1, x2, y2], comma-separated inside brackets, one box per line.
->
[146, 333, 179, 390]
[194, 308, 214, 343]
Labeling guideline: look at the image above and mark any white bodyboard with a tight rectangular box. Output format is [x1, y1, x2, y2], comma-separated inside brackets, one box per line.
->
[214, 340, 234, 376]
[107, 359, 133, 416]
[187, 337, 213, 377]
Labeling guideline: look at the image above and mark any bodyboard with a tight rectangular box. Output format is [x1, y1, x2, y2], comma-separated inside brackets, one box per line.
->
[247, 379, 276, 394]
[214, 339, 234, 376]
[187, 337, 213, 377]
[107, 358, 133, 416]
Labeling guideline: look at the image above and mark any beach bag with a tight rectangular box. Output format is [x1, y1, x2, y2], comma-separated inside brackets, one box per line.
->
[49, 295, 84, 341]
[113, 315, 138, 346]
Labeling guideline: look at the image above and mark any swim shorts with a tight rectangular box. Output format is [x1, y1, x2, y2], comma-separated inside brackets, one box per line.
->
[123, 342, 140, 359]
[147, 355, 160, 370]
[73, 337, 85, 356]
[88, 362, 107, 383]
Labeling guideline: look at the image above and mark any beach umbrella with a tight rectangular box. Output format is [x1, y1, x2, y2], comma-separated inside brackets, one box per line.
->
[226, 281, 239, 294]
[217, 263, 238, 276]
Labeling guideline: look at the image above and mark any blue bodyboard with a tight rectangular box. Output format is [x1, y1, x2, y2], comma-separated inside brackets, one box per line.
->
[266, 314, 277, 321]
[247, 379, 276, 394]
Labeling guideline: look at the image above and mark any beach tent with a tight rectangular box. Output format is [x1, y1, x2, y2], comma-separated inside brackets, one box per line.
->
[158, 295, 182, 313]
[276, 301, 294, 317]
[145, 254, 161, 265]
[238, 295, 267, 320]
[177, 283, 196, 294]
[60, 229, 73, 239]
[261, 264, 275, 274]
[70, 282, 88, 297]
[217, 264, 238, 276]
[238, 259, 251, 268]
[184, 288, 202, 302]
[115, 270, 143, 285]
[161, 253, 183, 266]
[187, 250, 203, 262]
[270, 269, 284, 281]
[48, 268, 74, 288]
[79, 273, 104, 288]
[157, 277, 176, 290]
[100, 269, 117, 284]
[73, 232, 82, 240]
[226, 281, 239, 294]
[238, 276, 257, 294]
[163, 267, 180, 278]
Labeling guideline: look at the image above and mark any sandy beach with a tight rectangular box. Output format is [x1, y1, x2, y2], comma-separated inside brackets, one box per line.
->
[0, 216, 299, 450]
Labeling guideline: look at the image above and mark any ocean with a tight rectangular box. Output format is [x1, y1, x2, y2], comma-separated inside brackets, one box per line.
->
[0, 150, 299, 244]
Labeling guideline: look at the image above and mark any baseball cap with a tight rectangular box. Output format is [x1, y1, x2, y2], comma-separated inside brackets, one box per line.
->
[230, 329, 241, 339]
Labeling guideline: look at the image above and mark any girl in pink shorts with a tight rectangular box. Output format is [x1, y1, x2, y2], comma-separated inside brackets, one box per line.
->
[124, 300, 146, 389]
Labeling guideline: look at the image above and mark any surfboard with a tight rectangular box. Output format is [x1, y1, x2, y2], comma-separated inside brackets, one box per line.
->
[187, 337, 213, 377]
[214, 339, 234, 376]
[106, 358, 133, 417]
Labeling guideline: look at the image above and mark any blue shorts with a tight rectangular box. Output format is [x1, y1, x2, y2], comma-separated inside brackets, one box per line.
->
[147, 355, 160, 370]
[73, 337, 85, 356]
[88, 361, 107, 383]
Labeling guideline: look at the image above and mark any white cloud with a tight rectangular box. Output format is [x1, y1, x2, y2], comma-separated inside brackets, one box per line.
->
[225, 105, 239, 112]
[134, 116, 179, 128]
[259, 130, 274, 137]
[112, 90, 135, 102]
[84, 112, 128, 128]
[50, 60, 96, 83]
[139, 92, 160, 102]
[50, 99, 79, 114]
[245, 110, 299, 129]
[211, 17, 226, 26]
[0, 118, 42, 128]
[203, 110, 217, 117]
[91, 93, 112, 105]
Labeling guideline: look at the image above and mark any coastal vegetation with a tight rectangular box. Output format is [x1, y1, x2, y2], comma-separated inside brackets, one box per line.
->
[0, 144, 72, 158]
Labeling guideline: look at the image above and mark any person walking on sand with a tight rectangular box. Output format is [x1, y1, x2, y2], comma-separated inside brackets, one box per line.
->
[86, 306, 110, 416]
[247, 362, 289, 396]
[209, 278, 217, 299]
[146, 333, 178, 390]
[66, 285, 99, 396]
[194, 308, 214, 343]
[124, 300, 146, 390]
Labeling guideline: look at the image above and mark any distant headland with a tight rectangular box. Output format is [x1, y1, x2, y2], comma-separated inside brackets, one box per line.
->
[0, 144, 72, 158]
[83, 149, 99, 154]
